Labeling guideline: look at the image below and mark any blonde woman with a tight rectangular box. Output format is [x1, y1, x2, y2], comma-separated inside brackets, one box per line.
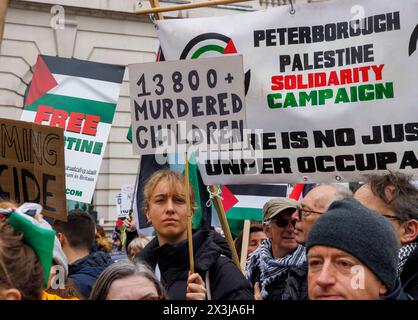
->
[138, 169, 253, 300]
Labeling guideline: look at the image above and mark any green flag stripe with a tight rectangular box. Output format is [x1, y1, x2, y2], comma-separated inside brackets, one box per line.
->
[191, 45, 224, 59]
[190, 166, 202, 229]
[127, 126, 133, 143]
[24, 93, 117, 124]
[184, 153, 203, 229]
[226, 207, 262, 221]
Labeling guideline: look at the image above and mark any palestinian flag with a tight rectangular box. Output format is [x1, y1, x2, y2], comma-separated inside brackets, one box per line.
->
[21, 55, 125, 203]
[222, 184, 289, 221]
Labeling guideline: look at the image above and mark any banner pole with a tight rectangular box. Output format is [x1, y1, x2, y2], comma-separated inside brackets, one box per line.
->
[148, 0, 164, 20]
[185, 153, 195, 274]
[136, 0, 254, 15]
[0, 0, 9, 51]
[209, 185, 240, 269]
[240, 219, 251, 273]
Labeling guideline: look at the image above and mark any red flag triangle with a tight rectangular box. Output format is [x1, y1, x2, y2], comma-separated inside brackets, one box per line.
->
[25, 55, 58, 107]
[223, 39, 237, 54]
[289, 184, 305, 201]
[221, 185, 239, 212]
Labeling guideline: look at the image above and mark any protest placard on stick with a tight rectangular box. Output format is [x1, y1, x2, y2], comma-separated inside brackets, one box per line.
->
[129, 55, 247, 157]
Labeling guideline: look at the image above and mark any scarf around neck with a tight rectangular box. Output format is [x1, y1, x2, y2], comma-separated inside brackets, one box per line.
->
[398, 242, 418, 274]
[246, 239, 306, 298]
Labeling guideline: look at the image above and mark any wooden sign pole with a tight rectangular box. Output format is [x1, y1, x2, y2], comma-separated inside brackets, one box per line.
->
[184, 153, 195, 274]
[137, 0, 254, 15]
[240, 219, 251, 272]
[209, 185, 241, 269]
[148, 0, 164, 20]
[0, 0, 9, 51]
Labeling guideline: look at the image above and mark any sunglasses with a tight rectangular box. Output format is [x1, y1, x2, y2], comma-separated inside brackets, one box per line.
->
[272, 217, 296, 228]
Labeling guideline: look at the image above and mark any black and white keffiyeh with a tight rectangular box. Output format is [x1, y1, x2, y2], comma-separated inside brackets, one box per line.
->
[246, 239, 306, 298]
[398, 242, 418, 274]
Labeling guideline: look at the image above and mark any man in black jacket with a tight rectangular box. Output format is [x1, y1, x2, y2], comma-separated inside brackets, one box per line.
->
[53, 209, 113, 299]
[354, 172, 418, 299]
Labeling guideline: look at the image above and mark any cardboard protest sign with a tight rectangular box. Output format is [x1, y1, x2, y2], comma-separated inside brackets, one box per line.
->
[21, 55, 125, 203]
[129, 55, 246, 156]
[0, 118, 67, 221]
[157, 0, 418, 184]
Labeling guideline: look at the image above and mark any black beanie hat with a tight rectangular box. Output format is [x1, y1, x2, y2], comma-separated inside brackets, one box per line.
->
[306, 198, 399, 292]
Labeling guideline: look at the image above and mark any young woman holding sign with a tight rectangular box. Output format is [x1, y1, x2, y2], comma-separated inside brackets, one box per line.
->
[138, 169, 253, 300]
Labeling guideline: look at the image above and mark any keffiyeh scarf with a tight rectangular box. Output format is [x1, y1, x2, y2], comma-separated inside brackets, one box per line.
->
[246, 239, 306, 298]
[398, 242, 418, 274]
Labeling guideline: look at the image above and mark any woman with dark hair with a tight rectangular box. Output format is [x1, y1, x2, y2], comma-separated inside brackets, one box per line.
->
[89, 259, 166, 300]
[138, 169, 253, 300]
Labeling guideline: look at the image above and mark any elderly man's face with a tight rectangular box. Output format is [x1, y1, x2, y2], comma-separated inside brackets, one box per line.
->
[292, 185, 337, 245]
[265, 211, 298, 258]
[354, 184, 403, 245]
[307, 246, 387, 300]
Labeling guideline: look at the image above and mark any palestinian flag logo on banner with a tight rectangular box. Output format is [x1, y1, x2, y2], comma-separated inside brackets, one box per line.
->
[222, 184, 289, 221]
[179, 33, 251, 94]
[21, 55, 125, 203]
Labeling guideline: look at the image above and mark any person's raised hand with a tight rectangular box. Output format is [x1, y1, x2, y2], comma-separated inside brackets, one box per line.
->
[186, 271, 206, 300]
[123, 216, 136, 232]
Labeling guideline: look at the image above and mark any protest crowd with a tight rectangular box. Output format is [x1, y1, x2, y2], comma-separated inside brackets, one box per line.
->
[0, 170, 417, 300]
[0, 0, 418, 305]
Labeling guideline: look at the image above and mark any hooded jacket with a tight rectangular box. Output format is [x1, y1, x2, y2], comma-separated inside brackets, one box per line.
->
[68, 251, 113, 299]
[139, 229, 254, 300]
[400, 244, 418, 299]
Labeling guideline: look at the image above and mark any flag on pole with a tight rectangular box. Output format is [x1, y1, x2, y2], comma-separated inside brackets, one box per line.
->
[21, 54, 125, 204]
[222, 184, 289, 221]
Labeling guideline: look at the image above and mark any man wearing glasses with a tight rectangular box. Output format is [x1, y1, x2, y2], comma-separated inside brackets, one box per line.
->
[246, 198, 306, 300]
[354, 172, 418, 299]
[281, 184, 352, 300]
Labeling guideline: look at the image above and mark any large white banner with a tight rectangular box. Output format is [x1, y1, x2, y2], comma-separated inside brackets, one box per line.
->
[157, 0, 418, 185]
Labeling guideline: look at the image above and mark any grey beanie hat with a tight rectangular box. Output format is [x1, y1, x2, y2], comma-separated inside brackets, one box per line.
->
[306, 198, 399, 292]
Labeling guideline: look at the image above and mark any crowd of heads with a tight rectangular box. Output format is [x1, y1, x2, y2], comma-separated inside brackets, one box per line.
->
[0, 170, 417, 301]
